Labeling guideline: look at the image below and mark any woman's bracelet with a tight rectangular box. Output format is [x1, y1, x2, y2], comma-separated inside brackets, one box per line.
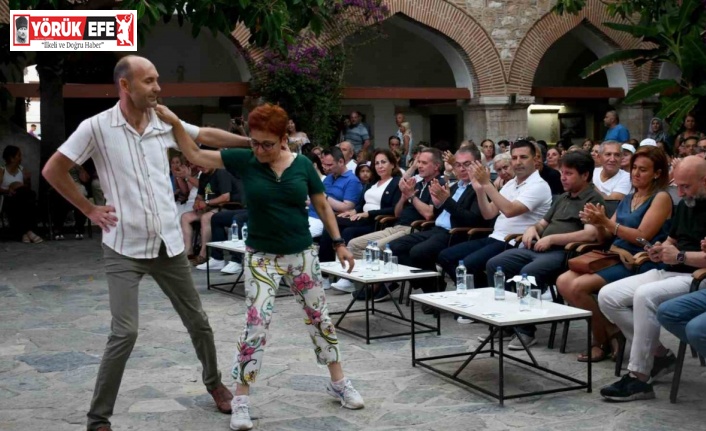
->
[614, 223, 620, 236]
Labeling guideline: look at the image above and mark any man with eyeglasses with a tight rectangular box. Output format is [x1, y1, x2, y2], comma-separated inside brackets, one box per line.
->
[437, 140, 552, 309]
[388, 146, 490, 312]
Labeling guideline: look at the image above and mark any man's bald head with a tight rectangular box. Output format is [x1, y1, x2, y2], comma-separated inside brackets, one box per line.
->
[113, 55, 155, 86]
[673, 156, 706, 204]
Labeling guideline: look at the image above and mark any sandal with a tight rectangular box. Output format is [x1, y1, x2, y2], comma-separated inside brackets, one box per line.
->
[21, 234, 30, 243]
[577, 344, 609, 363]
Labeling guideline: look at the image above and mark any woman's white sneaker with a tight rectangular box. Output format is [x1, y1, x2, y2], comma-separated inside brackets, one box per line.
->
[326, 378, 364, 409]
[230, 396, 253, 430]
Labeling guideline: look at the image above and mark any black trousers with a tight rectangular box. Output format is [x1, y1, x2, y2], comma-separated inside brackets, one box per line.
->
[388, 227, 452, 293]
[5, 187, 37, 239]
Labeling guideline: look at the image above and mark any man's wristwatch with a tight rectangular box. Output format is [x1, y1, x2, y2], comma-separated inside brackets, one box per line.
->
[677, 250, 686, 264]
[205, 199, 210, 206]
[332, 238, 346, 249]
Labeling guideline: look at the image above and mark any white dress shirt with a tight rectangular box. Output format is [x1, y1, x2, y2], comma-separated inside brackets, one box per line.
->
[58, 102, 199, 259]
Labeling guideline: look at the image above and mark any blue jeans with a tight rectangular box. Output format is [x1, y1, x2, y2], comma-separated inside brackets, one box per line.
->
[438, 237, 507, 285]
[210, 210, 247, 262]
[658, 289, 706, 357]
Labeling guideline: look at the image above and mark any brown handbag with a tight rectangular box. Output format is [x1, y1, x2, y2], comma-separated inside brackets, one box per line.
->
[568, 250, 622, 274]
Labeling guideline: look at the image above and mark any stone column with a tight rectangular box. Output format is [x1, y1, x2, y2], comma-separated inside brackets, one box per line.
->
[463, 96, 533, 144]
[617, 103, 656, 142]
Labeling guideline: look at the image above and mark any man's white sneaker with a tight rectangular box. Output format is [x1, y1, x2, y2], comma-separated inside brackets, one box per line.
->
[331, 278, 355, 293]
[197, 258, 226, 271]
[326, 378, 364, 409]
[508, 333, 537, 350]
[221, 261, 243, 274]
[230, 397, 253, 430]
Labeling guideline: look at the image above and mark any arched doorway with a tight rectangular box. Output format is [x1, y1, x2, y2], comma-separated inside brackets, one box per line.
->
[341, 14, 473, 148]
[527, 23, 627, 145]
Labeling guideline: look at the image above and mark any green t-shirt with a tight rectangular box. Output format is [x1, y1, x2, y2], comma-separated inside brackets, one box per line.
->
[220, 149, 325, 255]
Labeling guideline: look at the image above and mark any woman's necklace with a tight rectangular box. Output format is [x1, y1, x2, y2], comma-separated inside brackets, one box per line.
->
[271, 152, 293, 183]
[631, 192, 650, 211]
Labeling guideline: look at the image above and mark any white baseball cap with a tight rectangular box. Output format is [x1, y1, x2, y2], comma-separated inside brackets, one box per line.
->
[621, 144, 636, 154]
[639, 138, 657, 147]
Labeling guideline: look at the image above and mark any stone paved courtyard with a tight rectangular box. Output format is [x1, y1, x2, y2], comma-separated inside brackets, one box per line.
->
[1, 236, 705, 430]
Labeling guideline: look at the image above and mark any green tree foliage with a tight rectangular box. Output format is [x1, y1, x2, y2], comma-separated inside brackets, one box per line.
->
[553, 0, 706, 133]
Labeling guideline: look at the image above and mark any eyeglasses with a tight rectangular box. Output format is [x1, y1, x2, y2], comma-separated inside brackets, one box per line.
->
[454, 162, 473, 169]
[250, 139, 277, 151]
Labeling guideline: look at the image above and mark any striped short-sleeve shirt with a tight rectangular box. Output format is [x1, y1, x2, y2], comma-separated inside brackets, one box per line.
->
[58, 102, 199, 259]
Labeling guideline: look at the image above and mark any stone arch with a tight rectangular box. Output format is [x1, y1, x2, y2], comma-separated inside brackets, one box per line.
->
[232, 0, 505, 98]
[508, 0, 645, 96]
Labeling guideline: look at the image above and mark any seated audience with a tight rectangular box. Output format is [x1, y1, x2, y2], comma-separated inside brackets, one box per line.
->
[198, 208, 248, 274]
[598, 156, 706, 402]
[557, 146, 672, 362]
[171, 154, 199, 217]
[621, 143, 636, 172]
[593, 141, 632, 200]
[320, 150, 401, 288]
[332, 148, 443, 293]
[0, 145, 42, 243]
[338, 140, 358, 172]
[480, 139, 496, 176]
[390, 146, 491, 313]
[498, 139, 510, 154]
[533, 142, 563, 195]
[309, 147, 362, 238]
[438, 140, 551, 291]
[486, 151, 604, 349]
[492, 152, 514, 189]
[181, 164, 240, 265]
[657, 237, 706, 357]
[546, 147, 561, 170]
[591, 143, 602, 168]
[307, 153, 326, 181]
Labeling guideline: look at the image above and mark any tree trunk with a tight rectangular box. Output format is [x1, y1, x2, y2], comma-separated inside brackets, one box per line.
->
[36, 51, 66, 166]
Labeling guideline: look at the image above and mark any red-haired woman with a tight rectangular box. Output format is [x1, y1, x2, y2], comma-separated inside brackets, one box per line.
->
[156, 104, 364, 431]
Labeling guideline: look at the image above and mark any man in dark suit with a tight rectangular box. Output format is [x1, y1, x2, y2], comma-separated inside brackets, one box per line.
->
[389, 146, 490, 306]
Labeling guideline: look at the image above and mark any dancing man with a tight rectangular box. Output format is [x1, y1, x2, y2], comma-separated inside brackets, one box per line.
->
[42, 55, 241, 431]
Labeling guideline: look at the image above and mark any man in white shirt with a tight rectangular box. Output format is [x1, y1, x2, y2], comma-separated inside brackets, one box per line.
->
[42, 55, 245, 431]
[437, 140, 552, 289]
[592, 140, 632, 200]
[338, 140, 358, 172]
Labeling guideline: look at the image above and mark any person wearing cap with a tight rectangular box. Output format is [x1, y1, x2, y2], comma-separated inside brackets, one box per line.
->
[593, 141, 632, 200]
[640, 138, 658, 148]
[15, 16, 28, 44]
[621, 143, 636, 172]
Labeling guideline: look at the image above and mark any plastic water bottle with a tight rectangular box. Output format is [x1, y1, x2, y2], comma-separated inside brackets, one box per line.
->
[241, 223, 248, 242]
[371, 241, 381, 271]
[230, 217, 239, 242]
[383, 244, 393, 273]
[456, 260, 467, 295]
[518, 273, 531, 311]
[364, 241, 372, 270]
[494, 266, 506, 301]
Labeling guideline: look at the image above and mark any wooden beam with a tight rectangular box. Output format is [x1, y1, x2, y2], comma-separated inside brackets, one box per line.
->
[343, 87, 471, 100]
[3, 82, 250, 98]
[4, 83, 471, 100]
[532, 86, 625, 99]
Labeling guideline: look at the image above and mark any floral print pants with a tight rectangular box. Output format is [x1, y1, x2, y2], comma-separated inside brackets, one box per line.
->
[232, 246, 340, 385]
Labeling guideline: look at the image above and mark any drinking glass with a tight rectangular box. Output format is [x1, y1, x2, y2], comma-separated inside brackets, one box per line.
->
[465, 274, 475, 290]
[390, 256, 399, 273]
[530, 289, 542, 308]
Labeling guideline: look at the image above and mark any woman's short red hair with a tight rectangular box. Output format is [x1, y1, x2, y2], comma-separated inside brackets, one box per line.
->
[248, 103, 289, 138]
